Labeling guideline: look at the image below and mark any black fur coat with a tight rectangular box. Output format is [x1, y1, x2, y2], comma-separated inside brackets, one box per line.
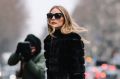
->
[44, 30, 85, 79]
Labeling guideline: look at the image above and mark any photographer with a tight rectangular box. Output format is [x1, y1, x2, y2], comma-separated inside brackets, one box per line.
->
[8, 34, 45, 79]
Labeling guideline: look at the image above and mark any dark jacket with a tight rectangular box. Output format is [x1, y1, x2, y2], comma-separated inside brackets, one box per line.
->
[8, 52, 45, 79]
[44, 30, 85, 79]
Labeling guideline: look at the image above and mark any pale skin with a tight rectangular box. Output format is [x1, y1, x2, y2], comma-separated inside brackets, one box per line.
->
[31, 46, 36, 55]
[48, 8, 64, 28]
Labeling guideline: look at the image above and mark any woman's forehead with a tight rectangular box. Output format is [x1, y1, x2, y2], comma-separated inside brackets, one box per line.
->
[50, 8, 61, 13]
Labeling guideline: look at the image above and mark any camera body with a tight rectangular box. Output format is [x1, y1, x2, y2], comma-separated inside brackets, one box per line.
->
[17, 41, 31, 58]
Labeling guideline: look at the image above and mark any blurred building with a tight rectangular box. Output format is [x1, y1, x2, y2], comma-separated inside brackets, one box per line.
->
[73, 0, 120, 64]
[0, 1, 27, 78]
[0, 0, 27, 53]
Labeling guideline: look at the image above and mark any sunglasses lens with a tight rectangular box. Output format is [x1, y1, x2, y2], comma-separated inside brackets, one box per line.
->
[47, 13, 53, 19]
[54, 13, 62, 19]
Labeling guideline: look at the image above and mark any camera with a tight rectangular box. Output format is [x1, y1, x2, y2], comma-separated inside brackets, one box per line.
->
[16, 41, 31, 58]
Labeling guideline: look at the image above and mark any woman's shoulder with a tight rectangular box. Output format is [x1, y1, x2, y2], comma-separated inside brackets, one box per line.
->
[66, 32, 81, 40]
[44, 35, 51, 42]
[65, 32, 84, 48]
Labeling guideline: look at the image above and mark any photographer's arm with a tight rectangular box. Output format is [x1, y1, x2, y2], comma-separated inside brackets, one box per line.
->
[8, 42, 22, 65]
[8, 53, 21, 65]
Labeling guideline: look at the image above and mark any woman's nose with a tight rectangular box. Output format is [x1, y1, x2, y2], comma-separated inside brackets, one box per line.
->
[51, 16, 55, 20]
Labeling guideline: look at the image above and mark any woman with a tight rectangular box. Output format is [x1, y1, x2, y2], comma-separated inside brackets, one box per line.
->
[44, 5, 87, 79]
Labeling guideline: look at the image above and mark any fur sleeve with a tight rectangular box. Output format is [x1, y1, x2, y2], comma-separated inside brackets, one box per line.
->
[67, 33, 85, 78]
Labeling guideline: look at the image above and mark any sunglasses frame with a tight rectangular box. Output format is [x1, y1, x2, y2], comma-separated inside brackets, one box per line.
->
[47, 13, 64, 19]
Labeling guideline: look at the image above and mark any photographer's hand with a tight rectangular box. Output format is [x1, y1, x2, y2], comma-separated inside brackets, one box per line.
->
[15, 42, 22, 55]
[23, 46, 36, 62]
[22, 48, 32, 62]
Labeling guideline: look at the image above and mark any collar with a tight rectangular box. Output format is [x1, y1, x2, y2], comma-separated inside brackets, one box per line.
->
[53, 29, 63, 37]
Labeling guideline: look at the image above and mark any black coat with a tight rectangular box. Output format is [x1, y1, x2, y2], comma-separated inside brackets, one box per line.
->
[44, 30, 85, 79]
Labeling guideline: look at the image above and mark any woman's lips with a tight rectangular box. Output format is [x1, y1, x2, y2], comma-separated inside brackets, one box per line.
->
[51, 22, 57, 24]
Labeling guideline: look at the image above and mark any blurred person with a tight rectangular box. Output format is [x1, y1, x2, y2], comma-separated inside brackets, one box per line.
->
[110, 49, 120, 66]
[44, 5, 87, 79]
[8, 34, 45, 79]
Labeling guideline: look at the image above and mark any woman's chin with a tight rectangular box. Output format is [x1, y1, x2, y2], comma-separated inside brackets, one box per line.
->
[51, 25, 60, 28]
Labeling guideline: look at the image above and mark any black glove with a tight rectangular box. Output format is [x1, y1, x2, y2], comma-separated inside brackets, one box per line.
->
[15, 42, 32, 62]
[20, 42, 32, 62]
[15, 42, 23, 54]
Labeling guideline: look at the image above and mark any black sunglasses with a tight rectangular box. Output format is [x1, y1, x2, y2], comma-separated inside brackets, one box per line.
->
[47, 13, 64, 19]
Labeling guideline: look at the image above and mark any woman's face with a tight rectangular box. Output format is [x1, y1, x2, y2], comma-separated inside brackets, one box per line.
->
[47, 8, 64, 28]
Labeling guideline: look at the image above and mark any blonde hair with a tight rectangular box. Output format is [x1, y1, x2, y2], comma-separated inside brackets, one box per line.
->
[47, 5, 89, 43]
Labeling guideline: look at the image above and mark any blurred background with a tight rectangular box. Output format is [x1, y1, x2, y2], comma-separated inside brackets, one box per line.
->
[0, 0, 120, 79]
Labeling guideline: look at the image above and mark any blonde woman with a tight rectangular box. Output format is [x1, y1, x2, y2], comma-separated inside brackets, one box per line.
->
[44, 5, 87, 79]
